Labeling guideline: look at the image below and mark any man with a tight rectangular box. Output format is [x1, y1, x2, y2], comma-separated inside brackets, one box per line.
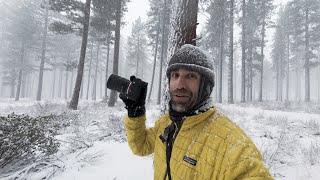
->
[120, 44, 273, 180]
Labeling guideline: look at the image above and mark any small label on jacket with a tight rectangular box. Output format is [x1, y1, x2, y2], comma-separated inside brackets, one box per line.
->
[183, 155, 197, 166]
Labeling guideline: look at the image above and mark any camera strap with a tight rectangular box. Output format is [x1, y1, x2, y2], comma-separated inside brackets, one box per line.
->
[159, 118, 183, 180]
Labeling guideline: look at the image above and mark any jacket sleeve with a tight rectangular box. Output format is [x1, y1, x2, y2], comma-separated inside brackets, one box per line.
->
[124, 114, 160, 156]
[222, 132, 274, 180]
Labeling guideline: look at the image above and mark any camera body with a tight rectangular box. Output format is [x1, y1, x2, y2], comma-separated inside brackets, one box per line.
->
[106, 74, 148, 102]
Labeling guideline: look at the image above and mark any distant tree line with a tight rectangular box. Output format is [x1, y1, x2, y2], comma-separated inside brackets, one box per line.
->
[1, 0, 319, 110]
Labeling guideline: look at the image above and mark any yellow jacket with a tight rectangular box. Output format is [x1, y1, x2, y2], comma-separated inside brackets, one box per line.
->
[124, 107, 273, 180]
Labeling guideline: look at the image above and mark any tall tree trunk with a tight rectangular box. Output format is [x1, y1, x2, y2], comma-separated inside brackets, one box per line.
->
[169, 0, 199, 51]
[87, 41, 94, 100]
[0, 82, 3, 97]
[304, 6, 310, 102]
[92, 42, 100, 101]
[228, 0, 234, 104]
[36, 0, 49, 101]
[10, 78, 15, 98]
[31, 74, 35, 98]
[148, 17, 160, 102]
[64, 66, 69, 99]
[241, 0, 246, 103]
[103, 32, 111, 102]
[276, 56, 279, 101]
[286, 34, 290, 102]
[108, 0, 121, 107]
[15, 41, 25, 101]
[80, 71, 84, 99]
[69, 0, 92, 110]
[259, 3, 266, 102]
[295, 69, 301, 102]
[136, 37, 140, 77]
[51, 67, 56, 98]
[218, 11, 225, 103]
[157, 0, 168, 105]
[161, 0, 198, 108]
[100, 67, 103, 99]
[248, 42, 253, 101]
[318, 65, 320, 103]
[69, 69, 74, 97]
[21, 74, 27, 98]
[214, 57, 219, 101]
[24, 74, 29, 97]
[279, 53, 283, 101]
[58, 68, 63, 98]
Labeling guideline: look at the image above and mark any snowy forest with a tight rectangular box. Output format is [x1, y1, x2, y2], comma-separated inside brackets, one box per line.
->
[0, 0, 320, 179]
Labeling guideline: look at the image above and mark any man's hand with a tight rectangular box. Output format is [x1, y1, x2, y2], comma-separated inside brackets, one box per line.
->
[119, 76, 147, 117]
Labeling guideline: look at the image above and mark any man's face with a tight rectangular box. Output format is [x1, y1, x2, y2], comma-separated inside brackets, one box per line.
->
[169, 68, 201, 112]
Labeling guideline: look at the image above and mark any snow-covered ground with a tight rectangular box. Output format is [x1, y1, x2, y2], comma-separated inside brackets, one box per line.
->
[0, 98, 319, 180]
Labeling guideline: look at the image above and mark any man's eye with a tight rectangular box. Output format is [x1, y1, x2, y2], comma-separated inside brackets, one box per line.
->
[171, 73, 179, 78]
[187, 73, 196, 79]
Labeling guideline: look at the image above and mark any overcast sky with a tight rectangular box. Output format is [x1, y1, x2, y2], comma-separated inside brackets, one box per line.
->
[122, 0, 288, 36]
[122, 0, 289, 62]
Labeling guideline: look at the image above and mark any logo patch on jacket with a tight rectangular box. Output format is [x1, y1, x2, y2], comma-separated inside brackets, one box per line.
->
[183, 155, 197, 166]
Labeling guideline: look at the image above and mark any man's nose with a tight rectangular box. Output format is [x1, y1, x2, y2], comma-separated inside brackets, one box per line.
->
[176, 76, 186, 89]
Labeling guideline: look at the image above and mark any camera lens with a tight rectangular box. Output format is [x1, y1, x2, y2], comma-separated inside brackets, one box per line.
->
[106, 74, 130, 94]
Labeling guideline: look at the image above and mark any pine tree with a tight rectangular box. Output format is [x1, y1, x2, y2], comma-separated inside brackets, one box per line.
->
[163, 0, 199, 111]
[1, 1, 38, 101]
[228, 0, 234, 104]
[36, 0, 50, 101]
[126, 18, 148, 78]
[69, 0, 92, 109]
[108, 0, 123, 107]
[146, 0, 163, 102]
[91, 0, 116, 102]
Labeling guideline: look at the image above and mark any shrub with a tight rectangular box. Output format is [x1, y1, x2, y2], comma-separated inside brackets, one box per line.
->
[0, 113, 60, 168]
[302, 143, 320, 165]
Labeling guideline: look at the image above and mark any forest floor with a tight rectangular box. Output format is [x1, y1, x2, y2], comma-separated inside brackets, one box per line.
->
[0, 99, 319, 180]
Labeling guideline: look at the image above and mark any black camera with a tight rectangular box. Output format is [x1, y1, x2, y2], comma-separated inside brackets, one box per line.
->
[106, 74, 148, 102]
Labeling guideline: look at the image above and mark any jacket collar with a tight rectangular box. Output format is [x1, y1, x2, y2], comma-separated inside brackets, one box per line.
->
[179, 107, 216, 131]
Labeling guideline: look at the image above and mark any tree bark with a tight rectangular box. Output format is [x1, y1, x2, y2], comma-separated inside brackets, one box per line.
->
[248, 42, 253, 101]
[148, 16, 160, 102]
[87, 41, 93, 100]
[286, 34, 290, 102]
[304, 6, 310, 102]
[92, 42, 100, 101]
[136, 37, 140, 77]
[279, 51, 283, 101]
[64, 64, 69, 99]
[259, 2, 266, 102]
[69, 0, 91, 109]
[157, 0, 167, 105]
[103, 32, 111, 102]
[69, 69, 74, 97]
[241, 0, 246, 103]
[108, 0, 121, 107]
[36, 0, 49, 101]
[318, 65, 320, 103]
[51, 67, 56, 98]
[58, 67, 63, 98]
[228, 0, 234, 104]
[10, 76, 15, 98]
[218, 6, 225, 103]
[15, 40, 25, 101]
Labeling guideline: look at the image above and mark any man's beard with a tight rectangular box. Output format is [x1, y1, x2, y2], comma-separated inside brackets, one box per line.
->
[170, 89, 196, 112]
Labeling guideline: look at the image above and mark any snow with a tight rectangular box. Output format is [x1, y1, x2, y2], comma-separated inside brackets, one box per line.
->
[0, 99, 319, 180]
[55, 142, 153, 180]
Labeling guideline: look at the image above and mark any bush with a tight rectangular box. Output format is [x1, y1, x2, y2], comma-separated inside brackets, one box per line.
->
[302, 143, 320, 165]
[0, 113, 60, 168]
